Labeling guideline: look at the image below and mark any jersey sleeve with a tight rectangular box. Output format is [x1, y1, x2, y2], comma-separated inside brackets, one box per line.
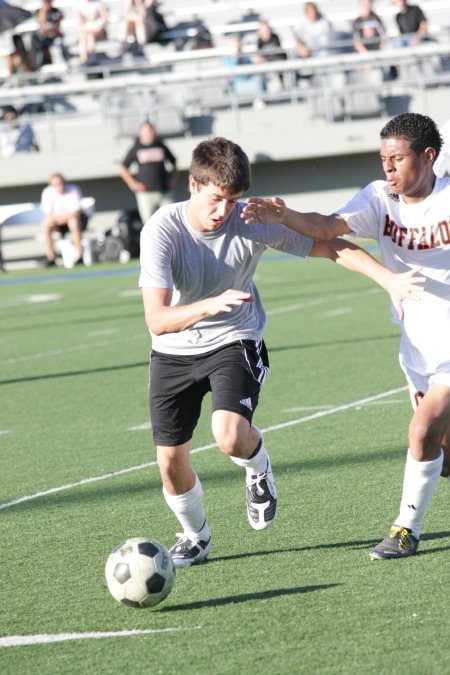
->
[121, 143, 137, 169]
[139, 218, 174, 289]
[336, 182, 382, 240]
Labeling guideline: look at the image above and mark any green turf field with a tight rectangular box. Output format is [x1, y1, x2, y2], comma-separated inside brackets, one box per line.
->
[0, 256, 448, 674]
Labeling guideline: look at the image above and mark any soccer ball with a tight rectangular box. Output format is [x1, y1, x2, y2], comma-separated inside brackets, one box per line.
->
[105, 537, 175, 608]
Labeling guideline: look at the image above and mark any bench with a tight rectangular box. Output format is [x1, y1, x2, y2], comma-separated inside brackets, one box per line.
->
[0, 197, 95, 271]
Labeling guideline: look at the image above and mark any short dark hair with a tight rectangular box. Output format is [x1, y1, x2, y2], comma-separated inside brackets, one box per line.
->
[190, 137, 251, 194]
[380, 113, 443, 159]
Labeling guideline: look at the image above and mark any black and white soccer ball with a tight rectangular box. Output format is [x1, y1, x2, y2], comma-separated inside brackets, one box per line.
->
[105, 537, 175, 608]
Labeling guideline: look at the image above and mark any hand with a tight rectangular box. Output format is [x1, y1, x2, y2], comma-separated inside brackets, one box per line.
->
[203, 289, 253, 317]
[132, 180, 147, 192]
[241, 197, 287, 225]
[388, 268, 426, 320]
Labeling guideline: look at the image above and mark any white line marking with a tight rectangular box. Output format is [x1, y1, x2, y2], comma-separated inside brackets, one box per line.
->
[322, 308, 352, 317]
[0, 386, 407, 511]
[119, 289, 142, 297]
[1, 288, 376, 368]
[266, 288, 379, 317]
[0, 627, 198, 648]
[87, 329, 119, 337]
[284, 405, 337, 412]
[127, 422, 152, 431]
[0, 335, 146, 367]
[284, 399, 404, 412]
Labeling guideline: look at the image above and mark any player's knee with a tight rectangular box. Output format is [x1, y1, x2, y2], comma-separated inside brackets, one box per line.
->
[408, 418, 441, 455]
[212, 426, 241, 456]
[157, 450, 186, 481]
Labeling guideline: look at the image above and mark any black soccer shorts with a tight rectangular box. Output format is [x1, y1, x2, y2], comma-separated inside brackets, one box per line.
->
[149, 339, 269, 446]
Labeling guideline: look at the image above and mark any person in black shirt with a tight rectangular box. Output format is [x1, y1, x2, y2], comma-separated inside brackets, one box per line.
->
[394, 0, 427, 46]
[31, 0, 66, 67]
[352, 0, 385, 53]
[119, 121, 177, 224]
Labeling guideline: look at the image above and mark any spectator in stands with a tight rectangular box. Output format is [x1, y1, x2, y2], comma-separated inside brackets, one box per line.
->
[0, 106, 39, 158]
[76, 0, 109, 65]
[120, 0, 168, 55]
[41, 173, 84, 267]
[222, 34, 265, 104]
[119, 121, 177, 225]
[254, 19, 288, 88]
[352, 0, 386, 53]
[293, 2, 334, 58]
[5, 34, 36, 80]
[394, 0, 428, 47]
[31, 0, 66, 68]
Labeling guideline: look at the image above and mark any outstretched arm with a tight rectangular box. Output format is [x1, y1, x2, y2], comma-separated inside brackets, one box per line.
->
[310, 238, 425, 320]
[142, 287, 253, 335]
[242, 196, 350, 239]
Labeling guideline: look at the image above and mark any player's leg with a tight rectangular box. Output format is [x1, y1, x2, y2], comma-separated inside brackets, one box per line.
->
[208, 340, 276, 530]
[150, 350, 211, 568]
[212, 410, 277, 530]
[157, 442, 211, 568]
[371, 382, 450, 560]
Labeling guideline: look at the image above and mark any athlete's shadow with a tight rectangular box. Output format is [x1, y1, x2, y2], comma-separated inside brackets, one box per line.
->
[159, 583, 339, 612]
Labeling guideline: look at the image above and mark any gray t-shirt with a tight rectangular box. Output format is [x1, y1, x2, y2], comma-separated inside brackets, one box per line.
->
[139, 200, 313, 354]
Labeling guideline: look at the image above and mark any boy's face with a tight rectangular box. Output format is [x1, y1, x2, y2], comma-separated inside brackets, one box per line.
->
[380, 137, 435, 202]
[187, 178, 242, 232]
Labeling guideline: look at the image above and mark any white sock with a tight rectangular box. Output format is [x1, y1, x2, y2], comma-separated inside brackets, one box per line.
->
[163, 475, 210, 542]
[230, 428, 269, 477]
[395, 449, 443, 539]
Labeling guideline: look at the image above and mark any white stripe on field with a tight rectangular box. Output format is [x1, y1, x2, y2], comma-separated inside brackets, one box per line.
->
[1, 288, 378, 368]
[0, 334, 145, 367]
[0, 626, 199, 648]
[266, 288, 379, 317]
[0, 386, 407, 511]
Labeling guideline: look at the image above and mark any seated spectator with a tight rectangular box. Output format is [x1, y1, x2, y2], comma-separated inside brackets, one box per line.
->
[76, 0, 109, 65]
[41, 173, 84, 266]
[0, 106, 39, 158]
[222, 34, 264, 104]
[293, 2, 334, 58]
[31, 0, 66, 68]
[5, 34, 36, 80]
[394, 0, 428, 47]
[120, 0, 168, 54]
[352, 0, 386, 53]
[254, 19, 288, 88]
[255, 19, 287, 63]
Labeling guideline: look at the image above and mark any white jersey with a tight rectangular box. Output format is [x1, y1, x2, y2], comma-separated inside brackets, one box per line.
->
[337, 177, 450, 379]
[139, 200, 313, 355]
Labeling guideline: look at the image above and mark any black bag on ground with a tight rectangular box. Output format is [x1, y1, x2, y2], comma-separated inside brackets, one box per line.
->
[98, 209, 143, 262]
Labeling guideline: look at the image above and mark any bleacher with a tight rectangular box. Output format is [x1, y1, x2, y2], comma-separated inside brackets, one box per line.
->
[1, 1, 449, 270]
[0, 2, 449, 188]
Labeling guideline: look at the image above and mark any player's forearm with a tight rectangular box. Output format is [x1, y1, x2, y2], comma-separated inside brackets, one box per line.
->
[332, 239, 394, 290]
[146, 301, 210, 336]
[282, 209, 345, 240]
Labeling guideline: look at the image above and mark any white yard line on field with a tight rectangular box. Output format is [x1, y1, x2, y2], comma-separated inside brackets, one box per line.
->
[0, 626, 200, 648]
[1, 288, 379, 368]
[0, 386, 407, 512]
[0, 334, 145, 367]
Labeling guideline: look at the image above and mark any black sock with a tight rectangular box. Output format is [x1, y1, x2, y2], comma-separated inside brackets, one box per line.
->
[247, 438, 262, 460]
